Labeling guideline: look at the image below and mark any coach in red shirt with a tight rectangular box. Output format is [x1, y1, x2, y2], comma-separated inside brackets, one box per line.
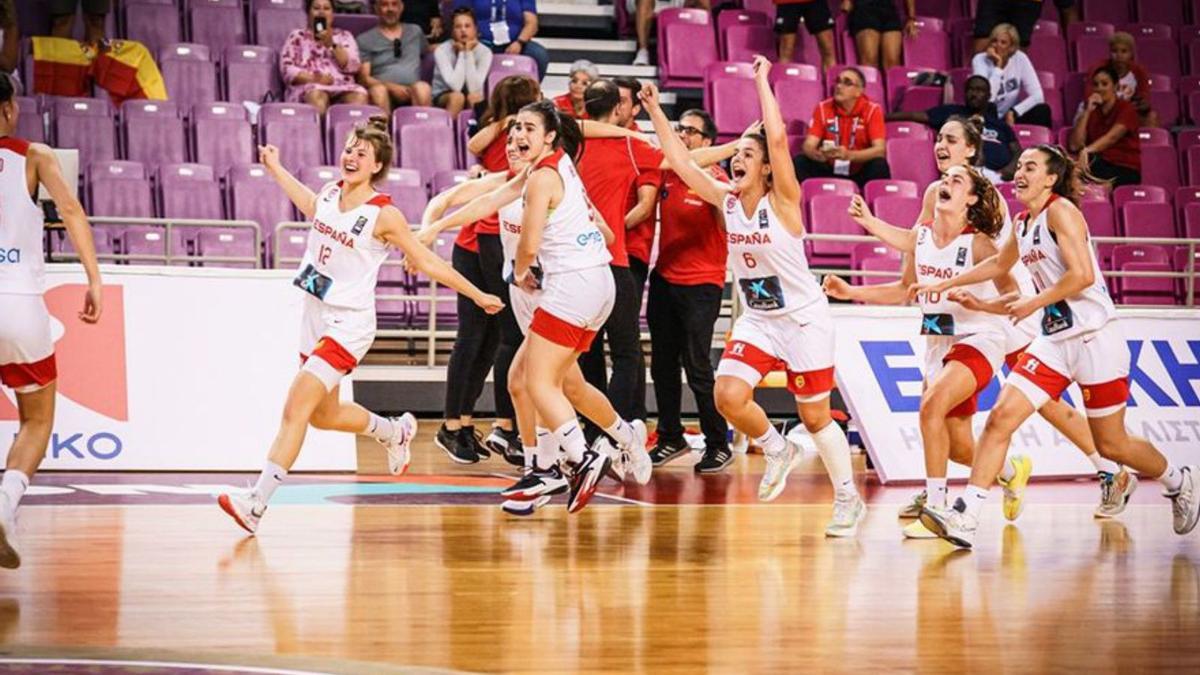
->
[644, 108, 732, 472]
[794, 66, 891, 189]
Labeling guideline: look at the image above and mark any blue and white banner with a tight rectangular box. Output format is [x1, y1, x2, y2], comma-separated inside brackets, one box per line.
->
[832, 306, 1200, 483]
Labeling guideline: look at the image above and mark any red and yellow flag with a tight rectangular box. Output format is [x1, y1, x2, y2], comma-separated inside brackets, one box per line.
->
[31, 37, 167, 106]
[31, 37, 91, 97]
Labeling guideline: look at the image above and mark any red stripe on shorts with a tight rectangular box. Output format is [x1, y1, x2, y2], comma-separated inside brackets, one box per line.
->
[0, 353, 57, 390]
[786, 366, 835, 397]
[1081, 378, 1129, 410]
[721, 340, 783, 377]
[1005, 345, 1029, 371]
[305, 337, 358, 373]
[1012, 350, 1071, 401]
[944, 343, 995, 417]
[530, 308, 597, 352]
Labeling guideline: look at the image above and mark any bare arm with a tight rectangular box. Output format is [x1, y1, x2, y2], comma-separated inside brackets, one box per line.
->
[923, 224, 1021, 294]
[258, 145, 317, 218]
[639, 84, 730, 207]
[848, 195, 918, 253]
[752, 57, 803, 220]
[31, 143, 101, 322]
[467, 120, 507, 157]
[425, 172, 526, 237]
[947, 234, 1021, 314]
[1068, 102, 1092, 153]
[1082, 123, 1129, 155]
[1006, 201, 1095, 321]
[625, 183, 658, 228]
[517, 12, 538, 43]
[515, 169, 556, 279]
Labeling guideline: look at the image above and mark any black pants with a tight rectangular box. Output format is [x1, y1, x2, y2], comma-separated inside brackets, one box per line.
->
[1012, 103, 1053, 129]
[628, 256, 651, 421]
[477, 234, 517, 421]
[579, 264, 643, 441]
[647, 272, 728, 451]
[443, 244, 499, 419]
[793, 155, 891, 190]
[1088, 155, 1141, 188]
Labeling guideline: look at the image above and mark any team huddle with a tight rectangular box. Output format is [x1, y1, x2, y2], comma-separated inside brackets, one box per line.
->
[0, 55, 1197, 569]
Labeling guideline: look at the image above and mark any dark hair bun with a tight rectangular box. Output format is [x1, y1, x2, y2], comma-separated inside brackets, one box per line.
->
[367, 115, 389, 132]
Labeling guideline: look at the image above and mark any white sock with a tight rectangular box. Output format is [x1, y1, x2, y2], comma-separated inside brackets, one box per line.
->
[1159, 464, 1184, 493]
[812, 421, 856, 498]
[365, 413, 396, 442]
[554, 420, 588, 464]
[0, 470, 29, 516]
[998, 457, 1016, 482]
[1086, 452, 1119, 475]
[535, 427, 557, 471]
[603, 418, 636, 451]
[962, 484, 989, 518]
[252, 461, 287, 505]
[926, 477, 948, 509]
[753, 425, 787, 456]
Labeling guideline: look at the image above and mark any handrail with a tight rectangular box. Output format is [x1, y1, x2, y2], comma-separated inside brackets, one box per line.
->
[47, 217, 263, 268]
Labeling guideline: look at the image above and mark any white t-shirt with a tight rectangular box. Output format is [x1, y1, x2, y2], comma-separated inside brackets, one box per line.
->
[972, 50, 1044, 118]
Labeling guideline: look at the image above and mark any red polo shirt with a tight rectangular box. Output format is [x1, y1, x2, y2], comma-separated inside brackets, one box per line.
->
[1086, 99, 1140, 170]
[625, 169, 662, 264]
[805, 94, 886, 175]
[577, 136, 664, 267]
[656, 165, 729, 288]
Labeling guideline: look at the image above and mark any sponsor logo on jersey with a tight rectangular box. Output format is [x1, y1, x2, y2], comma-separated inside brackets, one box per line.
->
[955, 246, 968, 266]
[728, 231, 772, 246]
[350, 216, 368, 236]
[0, 247, 20, 263]
[312, 219, 356, 249]
[758, 208, 769, 229]
[576, 231, 603, 247]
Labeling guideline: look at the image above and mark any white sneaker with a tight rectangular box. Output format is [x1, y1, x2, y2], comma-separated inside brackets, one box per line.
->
[1167, 465, 1200, 536]
[382, 413, 417, 476]
[902, 519, 939, 539]
[919, 498, 977, 549]
[1095, 469, 1138, 519]
[625, 419, 652, 485]
[758, 441, 799, 502]
[218, 492, 265, 535]
[825, 492, 866, 538]
[502, 495, 551, 516]
[897, 490, 927, 519]
[632, 48, 650, 66]
[0, 504, 19, 570]
[595, 436, 626, 482]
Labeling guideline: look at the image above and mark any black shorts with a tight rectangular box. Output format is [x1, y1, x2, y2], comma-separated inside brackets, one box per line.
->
[774, 1, 835, 36]
[49, 0, 111, 16]
[848, 0, 903, 35]
[972, 0, 1042, 46]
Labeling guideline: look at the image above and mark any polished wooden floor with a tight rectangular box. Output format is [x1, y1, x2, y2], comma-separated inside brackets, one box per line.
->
[2, 428, 1199, 673]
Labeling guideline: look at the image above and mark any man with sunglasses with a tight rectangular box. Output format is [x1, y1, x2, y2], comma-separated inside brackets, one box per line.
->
[793, 66, 890, 190]
[357, 0, 434, 113]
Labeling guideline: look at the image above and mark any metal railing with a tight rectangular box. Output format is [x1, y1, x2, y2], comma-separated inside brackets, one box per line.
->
[48, 217, 263, 268]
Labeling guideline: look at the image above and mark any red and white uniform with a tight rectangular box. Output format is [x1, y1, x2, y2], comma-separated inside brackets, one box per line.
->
[0, 137, 57, 392]
[1008, 196, 1127, 417]
[498, 196, 540, 333]
[294, 181, 393, 376]
[716, 192, 835, 401]
[526, 150, 615, 352]
[913, 222, 1007, 417]
[996, 202, 1041, 365]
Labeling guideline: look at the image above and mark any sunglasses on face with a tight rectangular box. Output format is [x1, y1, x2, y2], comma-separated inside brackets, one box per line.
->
[678, 126, 707, 138]
[836, 77, 861, 87]
[393, 38, 403, 58]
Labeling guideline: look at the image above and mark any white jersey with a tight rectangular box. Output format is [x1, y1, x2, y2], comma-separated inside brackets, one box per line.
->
[997, 202, 1040, 348]
[914, 223, 1007, 337]
[523, 150, 611, 274]
[498, 189, 523, 281]
[294, 181, 392, 311]
[0, 137, 47, 296]
[1015, 194, 1115, 341]
[724, 192, 826, 316]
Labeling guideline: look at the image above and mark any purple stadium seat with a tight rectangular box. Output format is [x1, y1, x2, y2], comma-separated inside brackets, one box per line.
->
[159, 163, 225, 262]
[274, 225, 308, 267]
[1081, 200, 1118, 268]
[864, 179, 920, 206]
[657, 8, 717, 89]
[1034, 19, 1060, 37]
[717, 8, 770, 35]
[802, 177, 858, 202]
[851, 242, 901, 286]
[885, 66, 928, 107]
[88, 161, 158, 263]
[1142, 145, 1179, 194]
[326, 103, 386, 161]
[224, 45, 281, 104]
[1013, 124, 1052, 148]
[192, 103, 254, 176]
[124, 0, 182, 58]
[54, 98, 115, 178]
[1119, 23, 1171, 40]
[903, 19, 949, 70]
[771, 65, 822, 130]
[1027, 34, 1069, 77]
[1148, 91, 1179, 128]
[375, 250, 411, 326]
[1113, 184, 1168, 213]
[298, 165, 340, 193]
[485, 54, 539, 94]
[393, 107, 455, 172]
[432, 170, 469, 196]
[1117, 261, 1176, 304]
[1114, 243, 1171, 269]
[705, 62, 757, 140]
[1062, 71, 1086, 119]
[723, 24, 776, 64]
[884, 122, 932, 141]
[1120, 201, 1177, 240]
[1134, 0, 1185, 26]
[718, 10, 771, 59]
[121, 99, 185, 170]
[886, 137, 937, 187]
[410, 231, 459, 326]
[1066, 21, 1114, 43]
[399, 125, 455, 189]
[253, 0, 304, 7]
[378, 168, 429, 223]
[1081, 0, 1132, 25]
[228, 164, 293, 259]
[393, 106, 453, 130]
[189, 0, 248, 53]
[456, 109, 475, 168]
[873, 194, 923, 228]
[1072, 35, 1111, 72]
[1137, 38, 1179, 78]
[808, 194, 859, 266]
[949, 17, 974, 68]
[254, 7, 306, 51]
[14, 96, 43, 143]
[1177, 187, 1200, 225]
[259, 102, 324, 170]
[1175, 247, 1200, 304]
[160, 43, 218, 108]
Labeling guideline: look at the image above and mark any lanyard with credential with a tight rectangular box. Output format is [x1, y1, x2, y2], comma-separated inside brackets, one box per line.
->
[491, 0, 507, 24]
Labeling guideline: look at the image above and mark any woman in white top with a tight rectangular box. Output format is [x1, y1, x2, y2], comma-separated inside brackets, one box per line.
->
[971, 22, 1052, 128]
[917, 145, 1199, 549]
[432, 7, 492, 117]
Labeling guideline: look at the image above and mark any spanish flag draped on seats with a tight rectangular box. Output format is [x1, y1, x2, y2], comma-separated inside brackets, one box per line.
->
[32, 37, 167, 106]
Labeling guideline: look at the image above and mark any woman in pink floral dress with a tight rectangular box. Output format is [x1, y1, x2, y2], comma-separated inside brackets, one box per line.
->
[279, 0, 369, 115]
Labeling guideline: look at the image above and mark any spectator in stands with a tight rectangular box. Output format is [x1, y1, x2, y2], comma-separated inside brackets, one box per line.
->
[888, 75, 1020, 182]
[49, 0, 107, 45]
[793, 66, 890, 189]
[280, 0, 369, 115]
[1069, 65, 1141, 188]
[613, 76, 643, 130]
[1083, 32, 1156, 128]
[971, 23, 1052, 128]
[843, 0, 917, 71]
[553, 60, 598, 119]
[402, 0, 446, 42]
[972, 0, 1078, 51]
[432, 8, 492, 116]
[453, 0, 549, 80]
[774, 0, 837, 69]
[358, 0, 433, 113]
[0, 0, 19, 82]
[632, 0, 709, 66]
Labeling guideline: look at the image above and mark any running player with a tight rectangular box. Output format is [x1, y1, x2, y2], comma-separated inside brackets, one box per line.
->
[0, 76, 103, 568]
[824, 164, 1017, 540]
[919, 145, 1199, 548]
[641, 57, 866, 537]
[218, 118, 504, 534]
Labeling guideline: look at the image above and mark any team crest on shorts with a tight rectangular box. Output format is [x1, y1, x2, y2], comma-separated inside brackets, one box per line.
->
[1083, 387, 1092, 403]
[793, 374, 805, 390]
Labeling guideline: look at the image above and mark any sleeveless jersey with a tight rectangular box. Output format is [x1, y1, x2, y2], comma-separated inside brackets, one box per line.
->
[913, 223, 1006, 337]
[1015, 195, 1115, 341]
[997, 201, 1040, 345]
[523, 150, 611, 273]
[294, 182, 392, 311]
[498, 195, 524, 281]
[0, 137, 47, 296]
[724, 192, 825, 316]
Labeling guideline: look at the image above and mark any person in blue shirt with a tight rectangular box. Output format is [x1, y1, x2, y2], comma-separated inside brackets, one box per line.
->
[452, 0, 548, 80]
